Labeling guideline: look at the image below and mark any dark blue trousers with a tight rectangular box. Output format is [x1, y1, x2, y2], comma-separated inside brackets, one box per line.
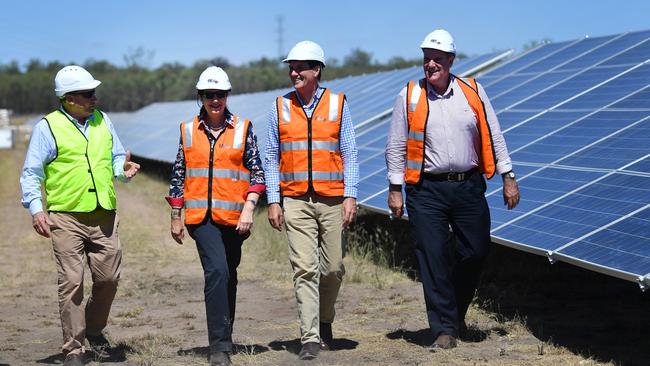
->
[189, 221, 243, 353]
[405, 172, 491, 339]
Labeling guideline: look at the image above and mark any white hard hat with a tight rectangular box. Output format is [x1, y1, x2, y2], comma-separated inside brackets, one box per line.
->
[420, 29, 456, 54]
[196, 66, 232, 91]
[54, 65, 101, 97]
[283, 40, 326, 66]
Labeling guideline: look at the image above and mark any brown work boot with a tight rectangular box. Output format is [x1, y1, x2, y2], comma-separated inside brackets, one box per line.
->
[429, 334, 457, 352]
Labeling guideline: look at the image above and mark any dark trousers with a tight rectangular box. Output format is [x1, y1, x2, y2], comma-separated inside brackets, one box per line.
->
[405, 172, 491, 338]
[189, 220, 243, 353]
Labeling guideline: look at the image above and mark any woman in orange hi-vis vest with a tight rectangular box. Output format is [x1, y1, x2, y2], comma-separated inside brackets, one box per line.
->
[165, 66, 265, 366]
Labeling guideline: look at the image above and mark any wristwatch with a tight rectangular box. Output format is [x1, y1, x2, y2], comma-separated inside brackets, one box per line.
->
[502, 170, 516, 179]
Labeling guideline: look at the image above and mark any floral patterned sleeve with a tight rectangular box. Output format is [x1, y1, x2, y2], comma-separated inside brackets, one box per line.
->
[168, 137, 186, 198]
[244, 123, 265, 186]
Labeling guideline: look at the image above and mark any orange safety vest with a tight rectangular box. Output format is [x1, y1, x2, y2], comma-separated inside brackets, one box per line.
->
[277, 89, 345, 197]
[405, 76, 497, 184]
[181, 115, 251, 226]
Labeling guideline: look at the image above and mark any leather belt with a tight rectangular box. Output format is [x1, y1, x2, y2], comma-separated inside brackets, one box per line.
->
[422, 168, 477, 182]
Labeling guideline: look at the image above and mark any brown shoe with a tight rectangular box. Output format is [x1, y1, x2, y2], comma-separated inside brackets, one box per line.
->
[63, 353, 84, 366]
[298, 342, 320, 360]
[429, 334, 457, 352]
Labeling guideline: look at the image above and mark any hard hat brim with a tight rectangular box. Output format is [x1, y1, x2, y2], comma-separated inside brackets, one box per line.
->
[55, 80, 101, 97]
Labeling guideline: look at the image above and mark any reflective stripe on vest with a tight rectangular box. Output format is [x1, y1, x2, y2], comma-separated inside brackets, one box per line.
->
[185, 199, 244, 211]
[280, 171, 344, 182]
[186, 167, 250, 181]
[181, 115, 250, 226]
[43, 109, 116, 212]
[277, 89, 345, 197]
[404, 77, 497, 185]
[280, 140, 340, 152]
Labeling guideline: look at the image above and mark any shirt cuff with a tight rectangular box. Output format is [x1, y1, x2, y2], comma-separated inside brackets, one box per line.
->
[343, 186, 357, 199]
[496, 162, 513, 176]
[113, 159, 131, 183]
[243, 184, 266, 200]
[165, 196, 184, 208]
[267, 191, 281, 204]
[29, 199, 44, 216]
[387, 172, 405, 186]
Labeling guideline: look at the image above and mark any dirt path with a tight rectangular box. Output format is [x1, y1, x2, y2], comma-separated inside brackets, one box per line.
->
[0, 147, 611, 366]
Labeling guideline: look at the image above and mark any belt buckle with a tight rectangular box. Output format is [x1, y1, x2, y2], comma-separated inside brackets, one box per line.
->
[447, 172, 465, 181]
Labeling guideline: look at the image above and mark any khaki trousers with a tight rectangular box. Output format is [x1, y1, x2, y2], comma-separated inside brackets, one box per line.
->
[49, 209, 122, 355]
[283, 193, 345, 344]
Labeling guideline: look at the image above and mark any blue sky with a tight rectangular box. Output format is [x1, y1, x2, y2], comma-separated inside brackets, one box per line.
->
[2, 0, 649, 69]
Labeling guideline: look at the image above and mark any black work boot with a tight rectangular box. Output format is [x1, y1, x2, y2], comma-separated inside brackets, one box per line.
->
[320, 322, 333, 351]
[210, 351, 232, 366]
[85, 333, 110, 357]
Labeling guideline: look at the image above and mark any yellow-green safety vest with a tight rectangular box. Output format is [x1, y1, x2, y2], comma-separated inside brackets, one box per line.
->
[43, 109, 116, 212]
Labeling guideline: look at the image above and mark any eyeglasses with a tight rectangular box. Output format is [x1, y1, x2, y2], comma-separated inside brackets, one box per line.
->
[70, 90, 96, 99]
[201, 90, 228, 100]
[288, 63, 316, 73]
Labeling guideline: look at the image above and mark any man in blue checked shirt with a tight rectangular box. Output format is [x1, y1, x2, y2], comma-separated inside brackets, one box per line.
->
[264, 40, 358, 361]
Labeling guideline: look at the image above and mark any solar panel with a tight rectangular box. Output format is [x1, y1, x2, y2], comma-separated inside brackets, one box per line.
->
[353, 30, 650, 289]
[112, 50, 511, 163]
[111, 31, 650, 288]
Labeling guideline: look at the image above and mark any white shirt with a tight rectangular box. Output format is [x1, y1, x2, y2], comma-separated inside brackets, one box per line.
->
[385, 76, 512, 185]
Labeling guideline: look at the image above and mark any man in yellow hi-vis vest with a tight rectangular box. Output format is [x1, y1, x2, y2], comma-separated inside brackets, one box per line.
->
[20, 65, 139, 366]
[386, 30, 520, 351]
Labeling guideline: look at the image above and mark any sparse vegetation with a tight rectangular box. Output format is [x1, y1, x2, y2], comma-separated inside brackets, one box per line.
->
[2, 147, 644, 365]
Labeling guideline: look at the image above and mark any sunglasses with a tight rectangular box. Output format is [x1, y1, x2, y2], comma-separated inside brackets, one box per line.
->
[70, 90, 96, 99]
[201, 90, 228, 99]
[288, 64, 314, 73]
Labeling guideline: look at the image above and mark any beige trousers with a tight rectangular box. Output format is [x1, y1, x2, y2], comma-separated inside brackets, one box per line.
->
[49, 209, 122, 355]
[283, 193, 345, 344]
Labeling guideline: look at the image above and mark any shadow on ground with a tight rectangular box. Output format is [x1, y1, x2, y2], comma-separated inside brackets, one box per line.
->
[36, 344, 131, 364]
[177, 343, 270, 357]
[268, 338, 359, 355]
[353, 210, 650, 366]
[477, 244, 650, 366]
[386, 325, 492, 347]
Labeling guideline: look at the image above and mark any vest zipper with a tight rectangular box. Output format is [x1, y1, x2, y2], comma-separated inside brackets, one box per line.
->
[307, 115, 313, 191]
[207, 138, 215, 213]
[69, 111, 100, 207]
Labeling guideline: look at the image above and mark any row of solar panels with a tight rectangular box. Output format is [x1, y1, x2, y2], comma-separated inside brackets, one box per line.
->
[110, 49, 511, 163]
[112, 29, 650, 290]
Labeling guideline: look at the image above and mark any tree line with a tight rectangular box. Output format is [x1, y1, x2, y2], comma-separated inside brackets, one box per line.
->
[1, 48, 469, 115]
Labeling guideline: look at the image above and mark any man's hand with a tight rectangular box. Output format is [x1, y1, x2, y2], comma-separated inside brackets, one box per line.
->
[503, 177, 520, 210]
[171, 211, 184, 244]
[342, 197, 357, 227]
[32, 211, 53, 238]
[268, 203, 284, 232]
[388, 186, 404, 218]
[123, 150, 140, 178]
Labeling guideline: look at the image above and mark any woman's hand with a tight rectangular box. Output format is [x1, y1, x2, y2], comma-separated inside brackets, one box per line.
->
[170, 209, 184, 245]
[236, 201, 255, 235]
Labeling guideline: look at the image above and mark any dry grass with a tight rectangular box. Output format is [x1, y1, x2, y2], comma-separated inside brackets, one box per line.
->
[0, 147, 625, 366]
